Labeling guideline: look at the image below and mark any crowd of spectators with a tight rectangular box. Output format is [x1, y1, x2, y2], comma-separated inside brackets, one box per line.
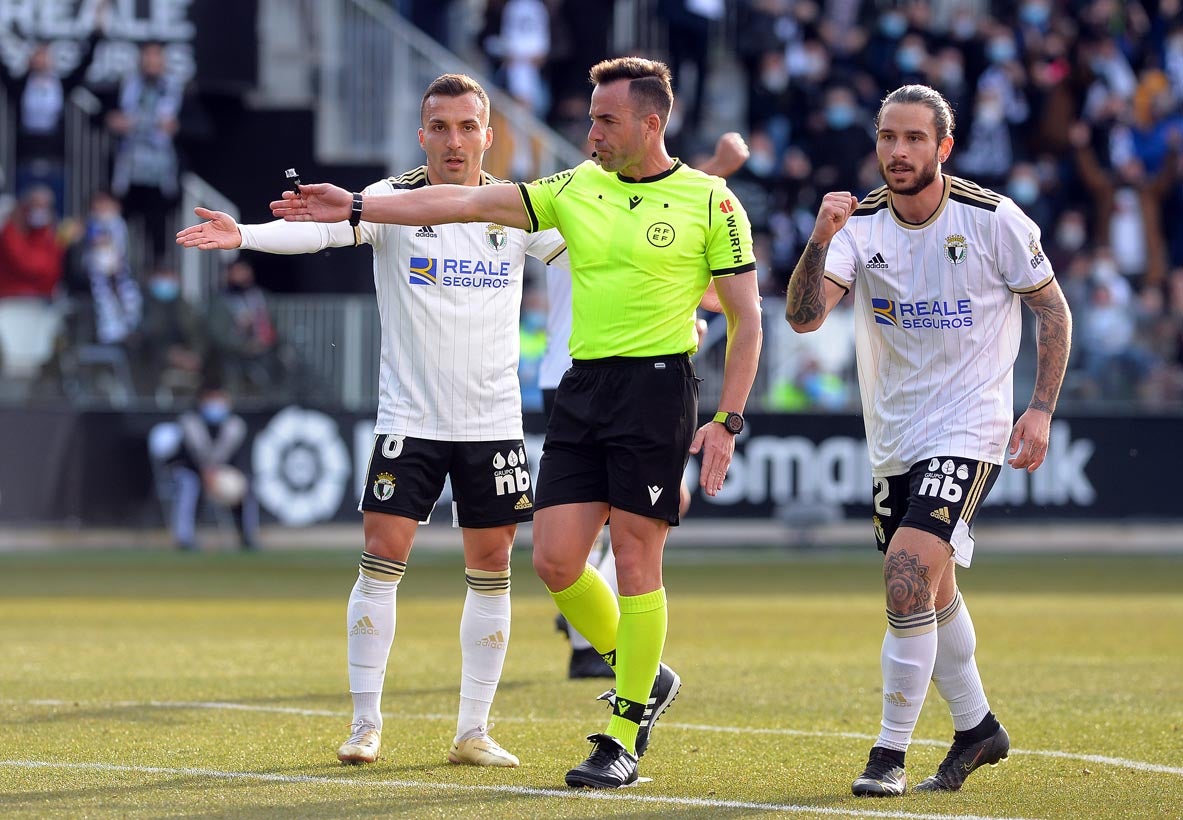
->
[470, 0, 1183, 410]
[0, 22, 298, 408]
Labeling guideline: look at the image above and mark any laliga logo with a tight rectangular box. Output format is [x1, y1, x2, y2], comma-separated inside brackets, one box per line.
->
[252, 407, 351, 526]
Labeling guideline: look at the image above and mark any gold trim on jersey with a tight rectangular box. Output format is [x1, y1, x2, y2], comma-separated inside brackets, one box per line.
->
[823, 271, 850, 292]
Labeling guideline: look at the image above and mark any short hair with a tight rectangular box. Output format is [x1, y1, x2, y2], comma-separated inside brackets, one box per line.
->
[876, 84, 956, 142]
[420, 74, 490, 123]
[588, 57, 674, 125]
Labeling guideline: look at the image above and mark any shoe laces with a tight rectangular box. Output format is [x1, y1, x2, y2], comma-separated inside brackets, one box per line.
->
[346, 721, 379, 743]
[863, 749, 902, 778]
[584, 735, 625, 766]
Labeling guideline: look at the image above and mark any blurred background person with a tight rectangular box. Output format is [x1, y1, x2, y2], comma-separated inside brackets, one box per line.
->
[206, 258, 296, 401]
[134, 266, 207, 404]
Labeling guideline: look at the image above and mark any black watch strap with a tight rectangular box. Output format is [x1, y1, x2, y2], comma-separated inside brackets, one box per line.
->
[349, 192, 364, 226]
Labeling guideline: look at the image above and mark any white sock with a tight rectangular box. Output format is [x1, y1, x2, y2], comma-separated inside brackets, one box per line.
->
[932, 591, 991, 731]
[568, 535, 615, 649]
[457, 568, 510, 742]
[346, 557, 403, 730]
[876, 609, 938, 752]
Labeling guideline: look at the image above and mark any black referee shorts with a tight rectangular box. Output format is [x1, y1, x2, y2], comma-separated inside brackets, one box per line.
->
[535, 354, 699, 525]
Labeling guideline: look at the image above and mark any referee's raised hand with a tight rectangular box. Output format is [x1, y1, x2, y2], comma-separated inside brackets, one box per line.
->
[810, 191, 859, 245]
[271, 183, 353, 223]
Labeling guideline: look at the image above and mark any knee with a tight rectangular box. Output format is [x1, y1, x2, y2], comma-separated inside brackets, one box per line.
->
[532, 544, 580, 591]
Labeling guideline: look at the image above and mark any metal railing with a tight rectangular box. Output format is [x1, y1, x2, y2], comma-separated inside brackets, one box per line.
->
[312, 0, 586, 179]
[64, 87, 110, 219]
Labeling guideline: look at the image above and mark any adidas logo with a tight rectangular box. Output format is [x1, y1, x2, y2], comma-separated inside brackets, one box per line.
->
[865, 252, 889, 269]
[930, 506, 952, 524]
[415, 225, 437, 238]
[884, 691, 909, 707]
[349, 616, 379, 637]
[513, 494, 532, 511]
[476, 630, 506, 649]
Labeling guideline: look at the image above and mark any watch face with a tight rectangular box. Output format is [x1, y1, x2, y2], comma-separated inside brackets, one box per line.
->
[725, 413, 744, 434]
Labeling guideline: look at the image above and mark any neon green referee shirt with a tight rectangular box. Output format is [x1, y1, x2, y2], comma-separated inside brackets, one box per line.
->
[517, 159, 756, 359]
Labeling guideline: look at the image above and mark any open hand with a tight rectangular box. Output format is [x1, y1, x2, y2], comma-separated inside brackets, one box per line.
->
[176, 207, 242, 250]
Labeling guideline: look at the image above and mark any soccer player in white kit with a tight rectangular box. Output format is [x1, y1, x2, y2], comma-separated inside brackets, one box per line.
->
[785, 85, 1072, 797]
[176, 74, 566, 768]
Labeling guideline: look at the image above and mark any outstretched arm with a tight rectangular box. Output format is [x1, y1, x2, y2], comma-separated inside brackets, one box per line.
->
[1008, 279, 1072, 472]
[785, 191, 858, 332]
[176, 207, 354, 253]
[271, 181, 532, 230]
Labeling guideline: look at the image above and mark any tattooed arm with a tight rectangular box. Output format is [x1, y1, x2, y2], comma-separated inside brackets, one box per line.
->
[1008, 279, 1073, 472]
[785, 191, 858, 332]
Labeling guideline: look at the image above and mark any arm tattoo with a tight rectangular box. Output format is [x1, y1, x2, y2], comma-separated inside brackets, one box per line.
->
[883, 550, 933, 615]
[785, 240, 828, 326]
[1021, 283, 1073, 414]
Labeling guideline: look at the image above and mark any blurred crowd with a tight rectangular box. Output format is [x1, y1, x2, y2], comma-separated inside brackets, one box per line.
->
[5, 0, 1183, 412]
[470, 0, 1183, 410]
[0, 24, 299, 408]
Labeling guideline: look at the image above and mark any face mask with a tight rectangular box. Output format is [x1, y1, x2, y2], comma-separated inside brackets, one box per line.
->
[1008, 177, 1039, 205]
[1056, 224, 1086, 252]
[879, 13, 907, 38]
[1019, 2, 1050, 26]
[896, 47, 924, 73]
[200, 400, 231, 425]
[939, 63, 964, 87]
[951, 18, 977, 40]
[150, 279, 180, 301]
[760, 67, 789, 93]
[747, 150, 776, 177]
[988, 40, 1016, 63]
[826, 105, 856, 129]
[26, 207, 52, 228]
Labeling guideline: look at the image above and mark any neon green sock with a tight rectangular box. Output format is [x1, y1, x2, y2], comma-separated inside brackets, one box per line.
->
[549, 566, 619, 660]
[605, 588, 667, 755]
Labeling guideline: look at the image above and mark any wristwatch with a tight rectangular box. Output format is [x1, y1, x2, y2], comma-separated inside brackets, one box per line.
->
[712, 411, 744, 435]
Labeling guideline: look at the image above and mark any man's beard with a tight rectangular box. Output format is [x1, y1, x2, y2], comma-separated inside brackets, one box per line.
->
[879, 153, 939, 196]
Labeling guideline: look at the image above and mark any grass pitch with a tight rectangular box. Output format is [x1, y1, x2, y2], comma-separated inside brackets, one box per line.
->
[0, 545, 1180, 819]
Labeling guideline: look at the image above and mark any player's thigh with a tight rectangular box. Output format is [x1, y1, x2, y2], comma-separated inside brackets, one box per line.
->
[359, 434, 449, 525]
[448, 439, 535, 529]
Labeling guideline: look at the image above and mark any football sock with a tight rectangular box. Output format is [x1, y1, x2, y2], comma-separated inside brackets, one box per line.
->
[569, 537, 616, 650]
[346, 552, 405, 730]
[955, 711, 1002, 746]
[605, 588, 667, 756]
[549, 565, 619, 663]
[876, 608, 938, 753]
[932, 590, 992, 732]
[456, 568, 511, 741]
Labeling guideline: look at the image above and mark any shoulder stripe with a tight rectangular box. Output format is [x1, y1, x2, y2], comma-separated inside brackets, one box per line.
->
[853, 199, 889, 217]
[387, 167, 427, 190]
[949, 177, 1001, 203]
[949, 192, 998, 212]
[480, 170, 511, 185]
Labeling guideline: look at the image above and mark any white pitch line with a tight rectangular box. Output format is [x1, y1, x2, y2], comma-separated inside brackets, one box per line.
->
[17, 699, 1183, 777]
[0, 760, 1035, 820]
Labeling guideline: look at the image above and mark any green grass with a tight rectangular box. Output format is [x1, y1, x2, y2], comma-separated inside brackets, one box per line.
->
[1, 547, 1180, 818]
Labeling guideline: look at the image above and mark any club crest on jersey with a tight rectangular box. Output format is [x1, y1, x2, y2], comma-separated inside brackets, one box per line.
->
[944, 234, 968, 265]
[485, 224, 508, 252]
[1027, 232, 1046, 269]
[647, 222, 675, 247]
[373, 472, 396, 501]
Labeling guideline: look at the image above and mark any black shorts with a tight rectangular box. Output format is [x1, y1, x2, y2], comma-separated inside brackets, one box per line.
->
[872, 456, 999, 568]
[535, 354, 699, 525]
[359, 434, 534, 528]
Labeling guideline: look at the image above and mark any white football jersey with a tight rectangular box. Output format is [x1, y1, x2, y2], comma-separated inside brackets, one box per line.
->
[538, 263, 573, 391]
[241, 167, 567, 441]
[824, 175, 1054, 476]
